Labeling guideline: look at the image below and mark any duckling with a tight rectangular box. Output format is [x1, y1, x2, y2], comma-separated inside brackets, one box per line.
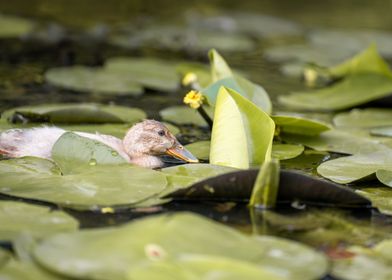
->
[0, 120, 198, 168]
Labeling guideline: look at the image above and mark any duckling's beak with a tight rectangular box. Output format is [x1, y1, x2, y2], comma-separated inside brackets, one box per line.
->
[166, 144, 199, 163]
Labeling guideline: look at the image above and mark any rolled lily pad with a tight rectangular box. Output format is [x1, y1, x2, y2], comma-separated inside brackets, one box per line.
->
[127, 255, 284, 280]
[0, 201, 79, 242]
[282, 129, 392, 155]
[279, 73, 392, 111]
[334, 108, 392, 128]
[210, 87, 275, 169]
[45, 66, 143, 96]
[33, 213, 327, 280]
[206, 50, 272, 114]
[0, 14, 34, 38]
[105, 57, 179, 91]
[1, 103, 146, 124]
[317, 151, 392, 184]
[357, 187, 392, 216]
[0, 157, 167, 210]
[272, 144, 304, 160]
[159, 105, 212, 126]
[331, 246, 392, 280]
[273, 115, 331, 136]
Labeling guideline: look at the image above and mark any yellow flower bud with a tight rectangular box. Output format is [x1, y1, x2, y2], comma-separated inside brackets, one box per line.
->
[182, 72, 198, 86]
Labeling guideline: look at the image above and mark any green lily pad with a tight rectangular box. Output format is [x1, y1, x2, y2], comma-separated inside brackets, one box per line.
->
[51, 132, 127, 174]
[127, 255, 285, 280]
[273, 115, 331, 136]
[371, 126, 392, 138]
[184, 142, 302, 163]
[206, 50, 272, 114]
[105, 57, 179, 92]
[376, 169, 392, 187]
[0, 14, 35, 38]
[272, 144, 304, 160]
[0, 201, 78, 242]
[159, 105, 213, 126]
[317, 151, 392, 184]
[375, 240, 392, 262]
[0, 248, 10, 269]
[184, 141, 210, 161]
[45, 66, 144, 96]
[282, 129, 392, 155]
[33, 213, 327, 280]
[334, 108, 392, 128]
[0, 157, 167, 210]
[331, 246, 392, 280]
[210, 87, 275, 169]
[1, 103, 146, 124]
[279, 73, 392, 111]
[357, 187, 392, 216]
[0, 260, 67, 280]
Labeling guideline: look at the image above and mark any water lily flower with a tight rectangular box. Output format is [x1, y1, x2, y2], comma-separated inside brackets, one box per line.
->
[183, 90, 205, 109]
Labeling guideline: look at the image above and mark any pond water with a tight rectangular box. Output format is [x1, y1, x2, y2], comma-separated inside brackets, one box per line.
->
[1, 1, 392, 279]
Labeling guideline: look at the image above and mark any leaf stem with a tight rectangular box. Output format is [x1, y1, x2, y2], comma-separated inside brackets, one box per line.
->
[197, 105, 213, 130]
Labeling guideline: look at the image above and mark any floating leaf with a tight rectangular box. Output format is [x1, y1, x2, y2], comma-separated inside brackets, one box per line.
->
[127, 255, 285, 280]
[272, 144, 304, 160]
[0, 14, 34, 38]
[34, 213, 327, 280]
[371, 126, 392, 138]
[375, 240, 392, 262]
[273, 115, 331, 136]
[51, 132, 127, 174]
[206, 50, 272, 114]
[105, 57, 179, 92]
[357, 187, 392, 215]
[317, 151, 392, 184]
[45, 66, 143, 96]
[1, 103, 146, 124]
[184, 141, 210, 161]
[280, 73, 392, 111]
[0, 201, 78, 242]
[0, 260, 67, 280]
[334, 108, 392, 128]
[159, 105, 213, 126]
[282, 129, 391, 155]
[0, 248, 10, 268]
[331, 246, 392, 280]
[0, 157, 167, 210]
[210, 87, 275, 169]
[376, 169, 392, 188]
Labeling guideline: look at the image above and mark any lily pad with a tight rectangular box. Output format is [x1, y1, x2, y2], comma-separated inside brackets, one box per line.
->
[45, 66, 143, 96]
[210, 87, 275, 169]
[127, 255, 285, 280]
[0, 157, 167, 210]
[273, 115, 331, 136]
[331, 246, 392, 280]
[317, 150, 392, 184]
[357, 187, 392, 216]
[282, 129, 391, 155]
[0, 201, 79, 242]
[206, 50, 272, 114]
[159, 105, 213, 126]
[0, 248, 10, 268]
[272, 144, 304, 160]
[371, 126, 392, 138]
[279, 73, 392, 111]
[376, 169, 392, 187]
[334, 108, 392, 128]
[1, 103, 146, 124]
[105, 57, 179, 92]
[184, 141, 210, 161]
[0, 260, 67, 280]
[0, 14, 35, 38]
[33, 213, 327, 280]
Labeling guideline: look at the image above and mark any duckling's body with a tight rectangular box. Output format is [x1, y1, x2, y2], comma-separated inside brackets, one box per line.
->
[0, 120, 198, 168]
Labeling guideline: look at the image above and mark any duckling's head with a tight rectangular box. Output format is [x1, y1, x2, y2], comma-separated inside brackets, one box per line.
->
[123, 120, 198, 168]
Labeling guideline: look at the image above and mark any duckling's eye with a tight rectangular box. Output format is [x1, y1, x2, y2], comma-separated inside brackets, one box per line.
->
[158, 130, 165, 136]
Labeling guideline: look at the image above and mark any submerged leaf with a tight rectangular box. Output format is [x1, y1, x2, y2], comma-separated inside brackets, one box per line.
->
[0, 157, 167, 210]
[34, 213, 327, 280]
[210, 87, 275, 169]
[0, 201, 79, 242]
